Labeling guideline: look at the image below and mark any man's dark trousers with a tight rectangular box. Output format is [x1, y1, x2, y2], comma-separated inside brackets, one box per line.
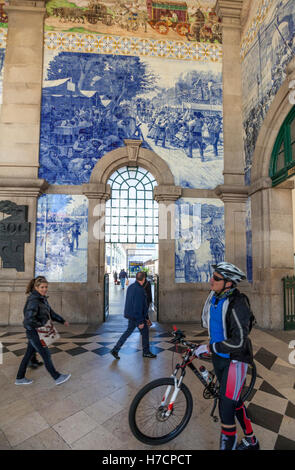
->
[113, 318, 150, 354]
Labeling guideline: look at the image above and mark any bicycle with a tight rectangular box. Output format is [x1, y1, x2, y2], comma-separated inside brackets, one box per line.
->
[129, 326, 257, 446]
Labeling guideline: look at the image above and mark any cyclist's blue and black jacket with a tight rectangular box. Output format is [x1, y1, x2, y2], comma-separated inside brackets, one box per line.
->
[201, 288, 253, 364]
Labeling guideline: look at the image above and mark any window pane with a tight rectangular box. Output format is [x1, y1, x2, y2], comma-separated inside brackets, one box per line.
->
[290, 119, 295, 143]
[137, 191, 145, 199]
[120, 190, 128, 199]
[129, 209, 136, 217]
[146, 191, 153, 199]
[137, 218, 145, 225]
[129, 218, 136, 225]
[137, 226, 144, 234]
[120, 209, 128, 217]
[129, 226, 136, 234]
[129, 200, 136, 208]
[137, 235, 144, 242]
[276, 151, 285, 171]
[129, 235, 136, 242]
[137, 209, 145, 217]
[137, 200, 144, 208]
[129, 187, 136, 199]
[128, 179, 138, 187]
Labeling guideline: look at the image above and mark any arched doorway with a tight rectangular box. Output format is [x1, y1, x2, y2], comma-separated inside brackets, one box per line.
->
[105, 165, 159, 320]
[82, 140, 182, 324]
[249, 66, 295, 329]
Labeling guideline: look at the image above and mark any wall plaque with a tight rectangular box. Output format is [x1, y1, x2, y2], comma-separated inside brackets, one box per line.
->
[0, 201, 30, 272]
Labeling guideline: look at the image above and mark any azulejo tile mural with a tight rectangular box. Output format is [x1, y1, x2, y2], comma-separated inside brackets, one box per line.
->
[44, 0, 221, 44]
[40, 47, 223, 189]
[241, 0, 295, 183]
[175, 198, 224, 283]
[35, 194, 88, 282]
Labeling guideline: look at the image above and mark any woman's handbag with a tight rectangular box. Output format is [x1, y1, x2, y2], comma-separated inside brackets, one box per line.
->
[37, 318, 60, 347]
[125, 279, 129, 286]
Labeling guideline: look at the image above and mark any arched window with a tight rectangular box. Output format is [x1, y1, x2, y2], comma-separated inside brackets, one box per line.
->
[270, 106, 295, 186]
[105, 166, 158, 244]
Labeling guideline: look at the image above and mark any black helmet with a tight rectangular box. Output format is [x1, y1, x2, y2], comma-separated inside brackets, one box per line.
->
[212, 262, 246, 284]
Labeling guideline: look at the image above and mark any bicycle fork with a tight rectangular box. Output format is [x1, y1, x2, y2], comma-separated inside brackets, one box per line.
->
[160, 372, 184, 417]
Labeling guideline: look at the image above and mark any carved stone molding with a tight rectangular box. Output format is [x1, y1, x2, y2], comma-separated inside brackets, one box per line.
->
[215, 184, 249, 203]
[154, 185, 182, 202]
[215, 0, 243, 28]
[0, 178, 49, 198]
[124, 139, 142, 164]
[0, 200, 30, 272]
[82, 183, 111, 201]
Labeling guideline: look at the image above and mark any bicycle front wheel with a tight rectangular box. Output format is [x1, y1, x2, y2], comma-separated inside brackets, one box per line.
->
[129, 377, 193, 445]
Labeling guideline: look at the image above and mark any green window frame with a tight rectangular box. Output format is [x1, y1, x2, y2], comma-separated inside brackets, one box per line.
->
[105, 166, 158, 244]
[270, 106, 295, 186]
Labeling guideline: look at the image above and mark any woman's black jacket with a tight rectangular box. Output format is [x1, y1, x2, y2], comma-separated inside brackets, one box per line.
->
[23, 290, 65, 330]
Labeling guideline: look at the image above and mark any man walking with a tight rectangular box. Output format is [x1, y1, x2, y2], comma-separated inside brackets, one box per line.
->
[119, 268, 128, 289]
[110, 271, 156, 359]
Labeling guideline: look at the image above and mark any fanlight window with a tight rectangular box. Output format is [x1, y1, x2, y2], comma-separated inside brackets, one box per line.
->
[105, 167, 158, 244]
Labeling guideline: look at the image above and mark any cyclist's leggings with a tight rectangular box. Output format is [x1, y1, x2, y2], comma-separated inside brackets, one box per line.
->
[212, 354, 252, 431]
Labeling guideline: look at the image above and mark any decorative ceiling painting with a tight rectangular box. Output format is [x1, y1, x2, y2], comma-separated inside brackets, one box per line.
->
[45, 0, 222, 44]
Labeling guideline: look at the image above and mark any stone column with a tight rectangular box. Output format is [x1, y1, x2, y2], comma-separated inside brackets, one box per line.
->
[0, 2, 48, 324]
[215, 0, 248, 272]
[82, 183, 111, 324]
[0, 0, 46, 178]
[250, 179, 294, 329]
[154, 185, 182, 322]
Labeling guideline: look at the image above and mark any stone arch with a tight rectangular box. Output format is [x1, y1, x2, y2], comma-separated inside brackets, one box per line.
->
[82, 140, 182, 324]
[249, 59, 295, 329]
[90, 140, 175, 187]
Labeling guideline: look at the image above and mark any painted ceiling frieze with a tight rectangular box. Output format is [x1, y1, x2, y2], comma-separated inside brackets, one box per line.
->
[45, 0, 222, 45]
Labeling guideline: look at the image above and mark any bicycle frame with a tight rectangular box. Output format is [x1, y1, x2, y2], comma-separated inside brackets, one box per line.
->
[161, 344, 220, 421]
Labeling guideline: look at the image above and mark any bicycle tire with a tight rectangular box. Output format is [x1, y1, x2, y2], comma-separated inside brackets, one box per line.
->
[240, 361, 257, 403]
[129, 377, 193, 445]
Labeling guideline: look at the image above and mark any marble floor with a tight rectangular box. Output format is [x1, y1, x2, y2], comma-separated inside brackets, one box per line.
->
[0, 282, 294, 451]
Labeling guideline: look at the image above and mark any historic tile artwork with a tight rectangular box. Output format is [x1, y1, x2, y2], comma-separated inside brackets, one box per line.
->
[175, 198, 224, 283]
[241, 0, 295, 183]
[44, 0, 222, 44]
[35, 194, 88, 282]
[40, 49, 223, 189]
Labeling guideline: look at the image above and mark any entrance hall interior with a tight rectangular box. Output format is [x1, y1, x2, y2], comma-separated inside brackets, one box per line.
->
[105, 242, 158, 318]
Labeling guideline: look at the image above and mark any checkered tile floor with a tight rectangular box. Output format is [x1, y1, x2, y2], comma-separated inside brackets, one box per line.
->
[0, 312, 294, 450]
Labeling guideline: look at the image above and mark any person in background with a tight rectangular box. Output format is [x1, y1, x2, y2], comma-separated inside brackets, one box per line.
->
[143, 271, 152, 314]
[195, 262, 259, 451]
[119, 268, 128, 289]
[110, 271, 156, 360]
[15, 276, 71, 386]
[113, 271, 118, 285]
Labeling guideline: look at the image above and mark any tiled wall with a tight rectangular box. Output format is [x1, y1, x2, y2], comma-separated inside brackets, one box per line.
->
[241, 0, 295, 184]
[36, 1, 226, 284]
[35, 194, 88, 282]
[175, 198, 224, 283]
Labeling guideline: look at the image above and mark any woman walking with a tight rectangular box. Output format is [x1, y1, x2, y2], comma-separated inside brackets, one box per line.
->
[15, 276, 71, 386]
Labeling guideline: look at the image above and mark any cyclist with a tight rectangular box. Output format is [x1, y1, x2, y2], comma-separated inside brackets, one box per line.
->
[195, 262, 259, 451]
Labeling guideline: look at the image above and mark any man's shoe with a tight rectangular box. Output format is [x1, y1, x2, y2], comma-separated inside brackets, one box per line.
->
[236, 437, 260, 450]
[143, 352, 157, 358]
[110, 349, 120, 360]
[15, 378, 33, 385]
[55, 373, 71, 386]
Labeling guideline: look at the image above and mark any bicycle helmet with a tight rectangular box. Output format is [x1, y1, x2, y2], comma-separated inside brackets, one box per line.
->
[212, 262, 246, 284]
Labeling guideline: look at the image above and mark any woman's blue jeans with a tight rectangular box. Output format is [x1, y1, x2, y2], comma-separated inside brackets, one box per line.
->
[16, 328, 60, 380]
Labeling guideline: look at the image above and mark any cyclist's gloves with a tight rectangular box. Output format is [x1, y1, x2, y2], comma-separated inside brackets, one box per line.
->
[194, 344, 209, 357]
